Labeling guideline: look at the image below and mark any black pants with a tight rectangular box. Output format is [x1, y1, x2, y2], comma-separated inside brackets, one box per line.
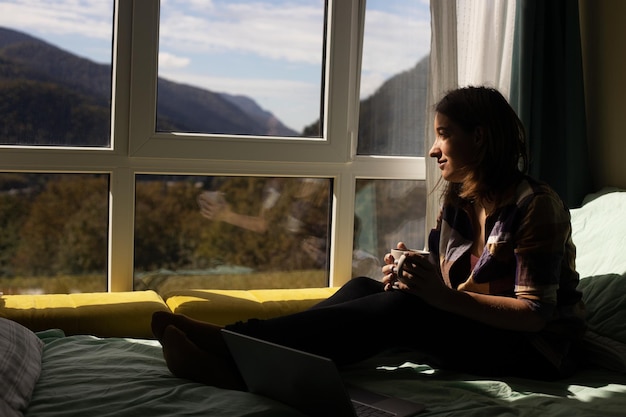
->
[226, 277, 571, 380]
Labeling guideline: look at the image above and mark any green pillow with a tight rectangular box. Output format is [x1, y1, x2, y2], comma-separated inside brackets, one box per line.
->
[577, 273, 626, 372]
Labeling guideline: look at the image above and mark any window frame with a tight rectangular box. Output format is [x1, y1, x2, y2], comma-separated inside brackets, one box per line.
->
[0, 0, 426, 291]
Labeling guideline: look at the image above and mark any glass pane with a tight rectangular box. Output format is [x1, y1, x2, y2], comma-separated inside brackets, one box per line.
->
[134, 175, 332, 293]
[0, 1, 115, 147]
[357, 0, 431, 156]
[157, 0, 326, 137]
[353, 179, 426, 279]
[0, 173, 109, 294]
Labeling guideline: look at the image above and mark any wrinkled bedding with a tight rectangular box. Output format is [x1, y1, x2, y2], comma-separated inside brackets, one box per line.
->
[26, 330, 301, 417]
[24, 329, 626, 417]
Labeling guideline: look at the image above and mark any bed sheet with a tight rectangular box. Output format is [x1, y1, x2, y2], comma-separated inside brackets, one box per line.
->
[343, 354, 626, 417]
[26, 330, 626, 417]
[26, 330, 303, 417]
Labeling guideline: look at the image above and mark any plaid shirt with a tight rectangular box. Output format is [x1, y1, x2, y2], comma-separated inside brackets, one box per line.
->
[429, 176, 583, 323]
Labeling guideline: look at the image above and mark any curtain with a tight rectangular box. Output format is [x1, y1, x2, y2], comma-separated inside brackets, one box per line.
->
[425, 0, 515, 236]
[509, 0, 592, 208]
[456, 0, 516, 95]
[425, 0, 458, 236]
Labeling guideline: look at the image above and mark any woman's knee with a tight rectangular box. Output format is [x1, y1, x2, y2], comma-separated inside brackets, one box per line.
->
[343, 276, 385, 294]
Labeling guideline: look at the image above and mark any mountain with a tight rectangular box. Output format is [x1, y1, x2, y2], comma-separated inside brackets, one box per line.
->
[0, 26, 297, 146]
[302, 55, 430, 156]
[357, 55, 429, 156]
[218, 93, 298, 136]
[0, 26, 429, 149]
[156, 79, 297, 136]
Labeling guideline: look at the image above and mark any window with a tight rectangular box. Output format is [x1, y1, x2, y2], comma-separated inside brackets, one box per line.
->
[352, 0, 430, 277]
[0, 0, 429, 294]
[157, 0, 326, 137]
[0, 173, 109, 295]
[134, 175, 332, 294]
[0, 0, 115, 147]
[358, 0, 430, 156]
[354, 179, 426, 279]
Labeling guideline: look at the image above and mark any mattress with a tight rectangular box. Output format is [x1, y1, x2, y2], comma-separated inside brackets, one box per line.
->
[23, 329, 626, 417]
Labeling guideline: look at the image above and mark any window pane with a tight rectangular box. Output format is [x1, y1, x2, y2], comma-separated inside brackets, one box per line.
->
[0, 1, 115, 147]
[157, 0, 326, 137]
[134, 175, 332, 294]
[357, 0, 431, 156]
[353, 179, 426, 279]
[0, 173, 109, 294]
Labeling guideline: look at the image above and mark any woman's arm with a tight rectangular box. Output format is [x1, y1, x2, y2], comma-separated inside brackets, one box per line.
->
[216, 209, 269, 233]
[200, 200, 270, 233]
[383, 256, 547, 332]
[429, 287, 547, 332]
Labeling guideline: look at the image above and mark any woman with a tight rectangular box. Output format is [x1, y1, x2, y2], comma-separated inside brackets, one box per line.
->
[152, 86, 585, 389]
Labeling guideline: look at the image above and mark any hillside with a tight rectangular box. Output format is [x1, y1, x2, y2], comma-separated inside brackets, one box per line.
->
[0, 26, 297, 145]
[0, 26, 429, 151]
[358, 55, 429, 156]
[302, 55, 430, 156]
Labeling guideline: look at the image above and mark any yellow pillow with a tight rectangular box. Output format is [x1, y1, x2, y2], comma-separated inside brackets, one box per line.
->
[0, 290, 170, 339]
[165, 287, 338, 326]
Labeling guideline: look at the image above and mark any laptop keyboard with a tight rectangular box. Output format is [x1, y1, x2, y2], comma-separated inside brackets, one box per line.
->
[352, 401, 396, 417]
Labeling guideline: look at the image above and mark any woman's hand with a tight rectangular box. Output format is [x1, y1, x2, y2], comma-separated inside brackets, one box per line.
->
[382, 242, 448, 303]
[396, 254, 446, 299]
[199, 200, 229, 221]
[382, 242, 408, 290]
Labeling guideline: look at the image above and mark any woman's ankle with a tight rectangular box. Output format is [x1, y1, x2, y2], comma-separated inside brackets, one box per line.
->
[161, 325, 246, 390]
[152, 311, 227, 354]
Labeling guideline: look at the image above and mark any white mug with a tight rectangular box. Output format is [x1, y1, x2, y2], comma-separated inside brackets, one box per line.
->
[390, 248, 429, 260]
[391, 248, 429, 284]
[197, 191, 225, 210]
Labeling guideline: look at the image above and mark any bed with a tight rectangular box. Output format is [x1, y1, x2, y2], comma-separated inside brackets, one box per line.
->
[4, 188, 626, 417]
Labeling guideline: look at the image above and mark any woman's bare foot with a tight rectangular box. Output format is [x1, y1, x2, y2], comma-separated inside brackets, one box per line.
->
[161, 325, 246, 390]
[152, 311, 228, 354]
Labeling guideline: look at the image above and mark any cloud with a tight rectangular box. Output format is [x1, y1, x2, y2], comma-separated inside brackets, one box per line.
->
[159, 0, 325, 65]
[1, 0, 429, 80]
[158, 0, 431, 104]
[359, 8, 430, 98]
[0, 0, 112, 40]
[159, 52, 191, 69]
[162, 0, 215, 12]
[159, 1, 430, 99]
[0, 0, 431, 129]
[159, 68, 317, 105]
[362, 10, 430, 73]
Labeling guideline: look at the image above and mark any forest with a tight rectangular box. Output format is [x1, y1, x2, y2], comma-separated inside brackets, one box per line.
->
[0, 174, 332, 295]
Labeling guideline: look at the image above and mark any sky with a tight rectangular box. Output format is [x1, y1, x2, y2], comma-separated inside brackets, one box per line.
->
[0, 0, 430, 132]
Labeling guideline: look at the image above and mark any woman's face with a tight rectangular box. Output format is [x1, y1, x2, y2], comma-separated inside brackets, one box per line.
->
[429, 112, 477, 183]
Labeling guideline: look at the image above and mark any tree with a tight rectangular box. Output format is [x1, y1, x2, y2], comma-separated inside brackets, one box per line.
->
[13, 175, 108, 276]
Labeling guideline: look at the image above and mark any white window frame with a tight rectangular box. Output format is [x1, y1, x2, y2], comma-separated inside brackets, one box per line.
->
[0, 0, 425, 291]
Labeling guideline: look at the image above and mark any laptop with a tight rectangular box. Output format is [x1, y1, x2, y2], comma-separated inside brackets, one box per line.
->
[221, 329, 425, 417]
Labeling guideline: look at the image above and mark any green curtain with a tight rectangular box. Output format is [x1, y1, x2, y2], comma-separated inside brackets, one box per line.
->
[509, 0, 592, 208]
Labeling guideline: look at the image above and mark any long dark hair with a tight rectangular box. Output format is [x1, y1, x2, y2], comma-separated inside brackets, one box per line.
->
[434, 86, 528, 206]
